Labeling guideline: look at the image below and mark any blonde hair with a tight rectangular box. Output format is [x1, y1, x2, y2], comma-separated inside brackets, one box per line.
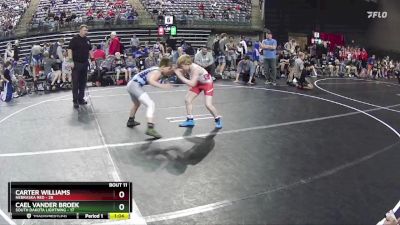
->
[79, 24, 88, 30]
[177, 55, 192, 68]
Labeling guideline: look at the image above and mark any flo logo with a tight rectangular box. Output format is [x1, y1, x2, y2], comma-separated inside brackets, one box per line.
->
[367, 11, 388, 18]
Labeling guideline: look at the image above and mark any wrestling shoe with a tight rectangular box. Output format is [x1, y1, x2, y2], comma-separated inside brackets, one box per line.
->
[78, 99, 88, 105]
[215, 117, 223, 129]
[179, 118, 195, 127]
[73, 102, 79, 109]
[145, 128, 162, 139]
[126, 117, 140, 128]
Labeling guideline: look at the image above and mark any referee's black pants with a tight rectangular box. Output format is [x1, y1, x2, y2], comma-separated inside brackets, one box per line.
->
[72, 61, 89, 103]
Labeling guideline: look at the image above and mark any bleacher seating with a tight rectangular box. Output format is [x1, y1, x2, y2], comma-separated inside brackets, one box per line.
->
[0, 0, 31, 37]
[141, 0, 252, 24]
[0, 28, 211, 59]
[30, 0, 138, 31]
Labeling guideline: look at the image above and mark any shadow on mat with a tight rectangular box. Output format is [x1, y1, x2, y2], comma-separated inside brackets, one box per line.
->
[69, 105, 95, 126]
[137, 128, 220, 175]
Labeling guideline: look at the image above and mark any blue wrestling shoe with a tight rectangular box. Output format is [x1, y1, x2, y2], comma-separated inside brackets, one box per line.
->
[179, 118, 195, 127]
[215, 117, 223, 129]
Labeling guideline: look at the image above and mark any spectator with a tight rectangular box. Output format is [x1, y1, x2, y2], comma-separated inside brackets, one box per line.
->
[395, 61, 400, 84]
[114, 52, 127, 83]
[194, 47, 215, 76]
[3, 42, 13, 63]
[50, 38, 65, 71]
[145, 51, 158, 69]
[261, 29, 277, 86]
[1, 61, 14, 102]
[42, 51, 61, 89]
[212, 34, 220, 56]
[367, 55, 376, 76]
[216, 52, 226, 79]
[360, 48, 368, 67]
[284, 39, 297, 54]
[31, 44, 43, 77]
[219, 33, 228, 59]
[166, 36, 177, 52]
[236, 43, 245, 61]
[153, 38, 165, 56]
[225, 36, 237, 70]
[239, 36, 248, 55]
[234, 55, 255, 84]
[286, 52, 313, 89]
[184, 42, 195, 56]
[109, 31, 121, 55]
[61, 50, 72, 87]
[130, 34, 140, 53]
[199, 3, 205, 10]
[172, 47, 185, 64]
[13, 40, 20, 62]
[134, 46, 148, 58]
[222, 10, 229, 19]
[346, 58, 358, 77]
[92, 45, 106, 61]
[125, 54, 138, 81]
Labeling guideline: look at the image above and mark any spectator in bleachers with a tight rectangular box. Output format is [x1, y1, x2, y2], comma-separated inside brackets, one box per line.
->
[125, 54, 138, 80]
[153, 38, 165, 56]
[284, 39, 297, 54]
[92, 45, 106, 61]
[51, 39, 65, 69]
[0, 0, 30, 36]
[145, 51, 158, 69]
[222, 10, 229, 19]
[172, 47, 184, 64]
[62, 50, 72, 86]
[236, 43, 245, 61]
[3, 42, 13, 63]
[198, 3, 204, 11]
[109, 31, 122, 56]
[194, 47, 215, 76]
[368, 55, 376, 76]
[13, 40, 20, 62]
[114, 52, 127, 83]
[134, 46, 148, 58]
[327, 53, 339, 77]
[166, 36, 177, 53]
[43, 51, 61, 89]
[360, 48, 368, 68]
[239, 36, 248, 55]
[130, 34, 140, 53]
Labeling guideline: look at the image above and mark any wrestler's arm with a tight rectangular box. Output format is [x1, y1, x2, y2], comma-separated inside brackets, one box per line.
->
[174, 68, 199, 87]
[148, 71, 172, 89]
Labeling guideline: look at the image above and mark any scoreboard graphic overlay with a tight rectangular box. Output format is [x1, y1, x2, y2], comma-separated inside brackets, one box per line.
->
[8, 182, 132, 220]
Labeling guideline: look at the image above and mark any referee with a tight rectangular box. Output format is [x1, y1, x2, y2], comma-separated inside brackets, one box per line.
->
[68, 24, 92, 109]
